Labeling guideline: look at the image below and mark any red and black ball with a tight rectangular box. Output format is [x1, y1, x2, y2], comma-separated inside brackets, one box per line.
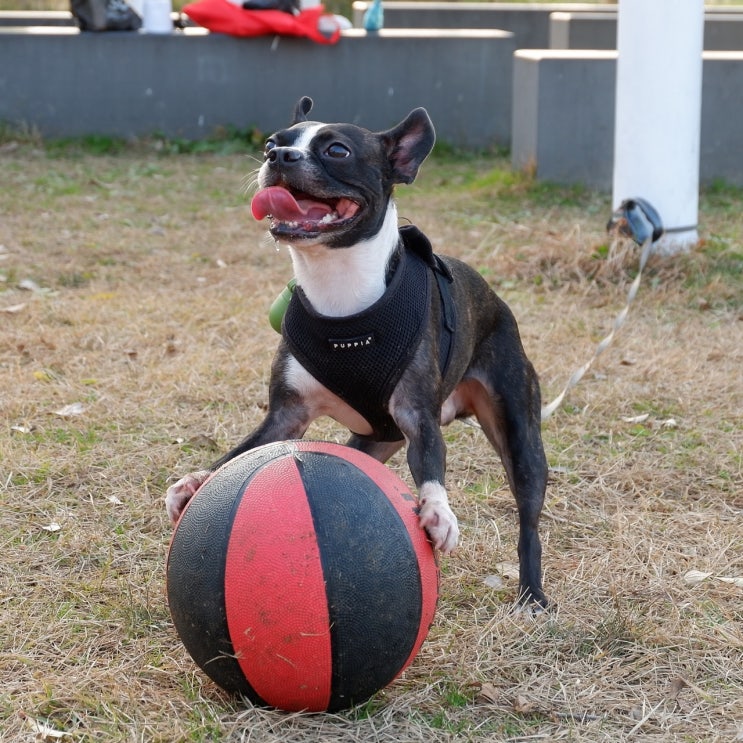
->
[166, 440, 439, 712]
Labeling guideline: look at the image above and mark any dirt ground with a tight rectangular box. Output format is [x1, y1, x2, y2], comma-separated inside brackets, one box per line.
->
[1, 141, 741, 741]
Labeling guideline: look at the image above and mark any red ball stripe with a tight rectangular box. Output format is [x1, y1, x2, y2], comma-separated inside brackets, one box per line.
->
[224, 455, 333, 711]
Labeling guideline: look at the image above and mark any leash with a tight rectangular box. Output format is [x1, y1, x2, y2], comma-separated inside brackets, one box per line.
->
[540, 198, 664, 422]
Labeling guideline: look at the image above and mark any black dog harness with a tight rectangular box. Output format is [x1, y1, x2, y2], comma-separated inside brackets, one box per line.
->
[282, 224, 456, 441]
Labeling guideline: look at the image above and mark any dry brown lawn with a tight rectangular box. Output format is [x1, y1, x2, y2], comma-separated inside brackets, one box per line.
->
[1, 136, 741, 742]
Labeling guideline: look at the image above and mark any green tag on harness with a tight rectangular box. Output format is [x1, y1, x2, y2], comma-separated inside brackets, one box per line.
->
[268, 278, 297, 333]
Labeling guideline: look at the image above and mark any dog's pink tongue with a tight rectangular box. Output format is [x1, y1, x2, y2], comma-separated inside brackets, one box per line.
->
[251, 186, 332, 222]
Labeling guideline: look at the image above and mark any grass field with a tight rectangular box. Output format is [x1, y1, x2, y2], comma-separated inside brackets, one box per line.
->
[1, 131, 741, 742]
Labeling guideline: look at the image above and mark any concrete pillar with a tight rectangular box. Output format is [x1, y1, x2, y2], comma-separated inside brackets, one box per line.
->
[612, 0, 704, 253]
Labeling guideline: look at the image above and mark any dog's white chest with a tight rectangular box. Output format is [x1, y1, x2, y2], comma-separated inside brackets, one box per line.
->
[286, 204, 399, 317]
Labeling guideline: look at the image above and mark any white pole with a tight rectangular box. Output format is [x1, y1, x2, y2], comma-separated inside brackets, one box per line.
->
[612, 0, 705, 254]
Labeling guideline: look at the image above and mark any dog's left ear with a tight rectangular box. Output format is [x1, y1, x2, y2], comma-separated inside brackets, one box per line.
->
[381, 108, 436, 185]
[292, 96, 314, 125]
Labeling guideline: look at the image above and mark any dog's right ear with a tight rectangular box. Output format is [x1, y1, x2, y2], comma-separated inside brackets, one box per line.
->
[292, 97, 314, 125]
[381, 108, 436, 185]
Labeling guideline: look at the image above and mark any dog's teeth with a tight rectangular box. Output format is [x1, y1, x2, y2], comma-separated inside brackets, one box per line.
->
[337, 198, 360, 219]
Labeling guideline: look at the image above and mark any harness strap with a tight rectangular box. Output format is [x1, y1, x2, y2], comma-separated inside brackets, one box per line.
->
[399, 224, 456, 379]
[433, 255, 456, 379]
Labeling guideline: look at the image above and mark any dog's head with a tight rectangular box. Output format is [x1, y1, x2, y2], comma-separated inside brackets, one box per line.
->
[251, 97, 435, 248]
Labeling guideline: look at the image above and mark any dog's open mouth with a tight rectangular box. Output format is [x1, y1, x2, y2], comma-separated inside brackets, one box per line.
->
[251, 186, 360, 238]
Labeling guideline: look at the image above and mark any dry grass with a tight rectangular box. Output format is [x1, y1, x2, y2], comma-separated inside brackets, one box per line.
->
[1, 137, 741, 742]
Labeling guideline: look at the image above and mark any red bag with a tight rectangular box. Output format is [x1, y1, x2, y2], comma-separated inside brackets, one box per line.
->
[183, 0, 341, 44]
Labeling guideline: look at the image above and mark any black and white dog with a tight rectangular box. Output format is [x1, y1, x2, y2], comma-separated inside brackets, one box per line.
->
[166, 97, 549, 608]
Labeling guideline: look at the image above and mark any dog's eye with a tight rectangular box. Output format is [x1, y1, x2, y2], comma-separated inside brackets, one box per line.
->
[264, 139, 277, 158]
[325, 143, 351, 159]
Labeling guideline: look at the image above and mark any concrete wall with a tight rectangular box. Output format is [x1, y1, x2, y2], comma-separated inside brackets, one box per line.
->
[548, 12, 614, 49]
[4, 5, 743, 188]
[512, 50, 616, 189]
[549, 11, 743, 50]
[512, 50, 743, 189]
[352, 2, 617, 47]
[0, 27, 515, 149]
[700, 52, 743, 186]
[0, 10, 75, 25]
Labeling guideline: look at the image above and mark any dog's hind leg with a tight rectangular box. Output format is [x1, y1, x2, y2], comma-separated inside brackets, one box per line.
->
[466, 342, 549, 608]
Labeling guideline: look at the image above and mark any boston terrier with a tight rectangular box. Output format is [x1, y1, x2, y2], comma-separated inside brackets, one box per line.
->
[165, 97, 549, 608]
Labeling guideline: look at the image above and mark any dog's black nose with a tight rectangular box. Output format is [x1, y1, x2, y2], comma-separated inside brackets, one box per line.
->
[266, 147, 303, 165]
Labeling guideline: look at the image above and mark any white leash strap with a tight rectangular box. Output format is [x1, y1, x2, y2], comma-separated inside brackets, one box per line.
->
[540, 198, 663, 422]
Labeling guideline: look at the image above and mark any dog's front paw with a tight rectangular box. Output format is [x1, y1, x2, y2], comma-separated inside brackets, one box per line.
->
[418, 481, 459, 555]
[165, 470, 210, 525]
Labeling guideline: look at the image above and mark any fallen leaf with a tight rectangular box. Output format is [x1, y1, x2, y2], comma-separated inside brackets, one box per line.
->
[34, 370, 53, 382]
[42, 522, 61, 533]
[476, 682, 500, 705]
[668, 676, 687, 699]
[20, 711, 72, 739]
[683, 569, 712, 586]
[18, 278, 55, 296]
[513, 695, 537, 714]
[715, 575, 743, 588]
[661, 418, 678, 429]
[668, 676, 713, 703]
[54, 402, 85, 418]
[1, 302, 26, 314]
[495, 561, 520, 581]
[186, 434, 220, 452]
[483, 574, 505, 590]
[549, 465, 570, 475]
[18, 278, 43, 292]
[622, 413, 649, 424]
[683, 570, 743, 589]
[11, 425, 33, 434]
